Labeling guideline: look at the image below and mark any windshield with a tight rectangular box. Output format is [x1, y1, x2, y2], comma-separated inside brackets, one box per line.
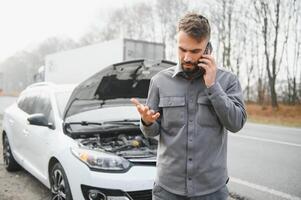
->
[55, 91, 73, 117]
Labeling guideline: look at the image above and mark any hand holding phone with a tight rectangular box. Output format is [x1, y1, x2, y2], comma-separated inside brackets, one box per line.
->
[198, 42, 213, 75]
[198, 42, 217, 88]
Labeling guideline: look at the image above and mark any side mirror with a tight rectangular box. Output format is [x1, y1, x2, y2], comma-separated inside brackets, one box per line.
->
[27, 113, 55, 129]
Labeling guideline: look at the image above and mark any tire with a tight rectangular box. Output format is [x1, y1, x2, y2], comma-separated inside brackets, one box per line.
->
[2, 134, 22, 171]
[50, 162, 73, 200]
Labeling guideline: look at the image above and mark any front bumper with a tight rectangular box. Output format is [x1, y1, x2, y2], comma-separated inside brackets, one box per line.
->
[65, 159, 156, 200]
[59, 148, 156, 200]
[81, 184, 152, 200]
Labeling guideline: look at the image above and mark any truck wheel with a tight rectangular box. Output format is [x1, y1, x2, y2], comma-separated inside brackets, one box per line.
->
[50, 162, 73, 200]
[2, 134, 21, 171]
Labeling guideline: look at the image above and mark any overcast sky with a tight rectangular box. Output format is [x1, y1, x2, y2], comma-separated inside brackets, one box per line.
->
[0, 0, 144, 62]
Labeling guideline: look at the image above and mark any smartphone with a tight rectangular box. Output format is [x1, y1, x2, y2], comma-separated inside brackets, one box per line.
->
[204, 42, 213, 55]
[198, 42, 213, 75]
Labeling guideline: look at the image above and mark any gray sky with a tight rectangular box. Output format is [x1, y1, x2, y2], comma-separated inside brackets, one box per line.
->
[0, 0, 144, 62]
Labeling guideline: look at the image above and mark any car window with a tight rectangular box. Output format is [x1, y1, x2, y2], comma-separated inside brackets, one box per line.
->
[34, 92, 54, 123]
[17, 91, 54, 124]
[17, 95, 26, 110]
[27, 95, 38, 114]
[18, 94, 38, 114]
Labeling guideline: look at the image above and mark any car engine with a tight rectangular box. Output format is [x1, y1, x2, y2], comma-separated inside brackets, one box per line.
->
[78, 133, 158, 159]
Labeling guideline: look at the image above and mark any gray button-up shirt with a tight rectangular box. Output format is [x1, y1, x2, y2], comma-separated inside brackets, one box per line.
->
[140, 64, 247, 197]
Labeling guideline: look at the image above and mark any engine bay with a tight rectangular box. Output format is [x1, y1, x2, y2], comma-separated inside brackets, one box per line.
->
[77, 131, 158, 159]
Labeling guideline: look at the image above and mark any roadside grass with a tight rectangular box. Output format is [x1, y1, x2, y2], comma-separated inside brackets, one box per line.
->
[246, 103, 301, 128]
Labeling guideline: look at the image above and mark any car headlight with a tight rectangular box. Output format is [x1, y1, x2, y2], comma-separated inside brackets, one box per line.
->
[71, 147, 131, 172]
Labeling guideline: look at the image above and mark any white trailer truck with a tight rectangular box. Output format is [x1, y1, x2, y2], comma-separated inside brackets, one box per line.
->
[41, 38, 165, 84]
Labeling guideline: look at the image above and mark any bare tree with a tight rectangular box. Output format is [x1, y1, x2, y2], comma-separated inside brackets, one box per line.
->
[155, 0, 189, 60]
[80, 2, 156, 46]
[256, 30, 267, 105]
[209, 0, 249, 76]
[0, 52, 30, 94]
[78, 26, 110, 46]
[290, 0, 301, 104]
[218, 0, 236, 71]
[280, 0, 298, 104]
[0, 36, 78, 94]
[245, 30, 255, 102]
[253, 0, 281, 108]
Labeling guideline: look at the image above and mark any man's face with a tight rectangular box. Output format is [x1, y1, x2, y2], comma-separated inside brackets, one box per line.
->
[177, 30, 208, 73]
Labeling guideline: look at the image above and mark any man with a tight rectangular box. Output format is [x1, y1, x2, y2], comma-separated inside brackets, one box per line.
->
[131, 13, 247, 200]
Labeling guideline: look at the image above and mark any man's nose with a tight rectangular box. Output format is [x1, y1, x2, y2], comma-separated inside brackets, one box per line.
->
[184, 53, 192, 62]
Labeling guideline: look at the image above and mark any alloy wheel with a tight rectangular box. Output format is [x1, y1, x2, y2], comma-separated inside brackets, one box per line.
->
[51, 169, 66, 200]
[3, 136, 11, 168]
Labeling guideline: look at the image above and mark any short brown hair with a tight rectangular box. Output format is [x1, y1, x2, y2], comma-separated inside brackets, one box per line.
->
[177, 13, 211, 42]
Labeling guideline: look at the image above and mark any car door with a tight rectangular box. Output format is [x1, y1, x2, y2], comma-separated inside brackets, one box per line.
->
[16, 93, 42, 169]
[4, 94, 28, 163]
[25, 91, 56, 179]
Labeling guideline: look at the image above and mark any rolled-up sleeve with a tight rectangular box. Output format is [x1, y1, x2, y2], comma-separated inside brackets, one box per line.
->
[206, 75, 247, 133]
[140, 78, 161, 137]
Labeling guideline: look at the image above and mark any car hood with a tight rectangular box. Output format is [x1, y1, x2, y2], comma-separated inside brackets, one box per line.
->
[63, 59, 176, 120]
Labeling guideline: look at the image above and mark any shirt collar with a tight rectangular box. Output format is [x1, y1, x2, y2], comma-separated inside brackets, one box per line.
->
[172, 63, 184, 78]
[172, 63, 203, 80]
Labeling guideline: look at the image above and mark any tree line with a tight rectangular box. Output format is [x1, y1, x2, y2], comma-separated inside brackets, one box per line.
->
[0, 0, 300, 108]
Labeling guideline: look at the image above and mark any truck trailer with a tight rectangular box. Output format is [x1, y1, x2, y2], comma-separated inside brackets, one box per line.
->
[41, 38, 165, 84]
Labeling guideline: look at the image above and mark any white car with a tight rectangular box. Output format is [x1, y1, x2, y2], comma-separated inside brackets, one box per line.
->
[2, 60, 175, 200]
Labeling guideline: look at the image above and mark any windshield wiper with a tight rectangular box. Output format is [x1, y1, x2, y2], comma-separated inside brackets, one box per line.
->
[103, 119, 140, 126]
[65, 121, 103, 126]
[65, 119, 139, 127]
[64, 120, 140, 138]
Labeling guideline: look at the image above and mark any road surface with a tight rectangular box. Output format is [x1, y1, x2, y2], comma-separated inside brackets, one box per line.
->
[228, 123, 301, 200]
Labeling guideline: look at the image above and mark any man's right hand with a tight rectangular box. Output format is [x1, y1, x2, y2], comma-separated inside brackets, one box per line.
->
[130, 98, 160, 126]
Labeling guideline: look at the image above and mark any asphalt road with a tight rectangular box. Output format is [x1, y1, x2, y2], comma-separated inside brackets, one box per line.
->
[0, 96, 300, 199]
[228, 123, 301, 200]
[0, 155, 51, 200]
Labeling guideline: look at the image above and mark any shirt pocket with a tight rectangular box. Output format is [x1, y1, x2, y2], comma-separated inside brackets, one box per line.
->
[197, 95, 220, 127]
[159, 96, 185, 128]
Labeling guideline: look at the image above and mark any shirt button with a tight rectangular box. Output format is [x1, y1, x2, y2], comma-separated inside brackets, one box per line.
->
[188, 177, 192, 181]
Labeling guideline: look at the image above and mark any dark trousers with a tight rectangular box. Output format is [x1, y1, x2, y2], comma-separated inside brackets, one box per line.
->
[152, 183, 229, 200]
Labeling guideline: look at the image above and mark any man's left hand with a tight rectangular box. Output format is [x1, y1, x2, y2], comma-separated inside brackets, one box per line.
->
[198, 54, 217, 88]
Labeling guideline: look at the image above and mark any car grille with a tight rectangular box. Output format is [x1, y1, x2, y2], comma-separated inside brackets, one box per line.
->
[127, 189, 152, 200]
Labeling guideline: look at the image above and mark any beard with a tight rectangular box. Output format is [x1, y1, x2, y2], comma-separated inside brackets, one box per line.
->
[181, 61, 205, 78]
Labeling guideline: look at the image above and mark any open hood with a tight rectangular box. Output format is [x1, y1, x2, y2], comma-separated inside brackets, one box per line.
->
[63, 59, 176, 120]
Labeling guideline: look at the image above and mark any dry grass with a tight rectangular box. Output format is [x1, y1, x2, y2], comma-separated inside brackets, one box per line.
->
[246, 103, 301, 127]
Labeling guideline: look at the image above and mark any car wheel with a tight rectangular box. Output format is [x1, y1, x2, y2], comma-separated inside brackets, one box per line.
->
[50, 162, 73, 200]
[2, 134, 21, 171]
